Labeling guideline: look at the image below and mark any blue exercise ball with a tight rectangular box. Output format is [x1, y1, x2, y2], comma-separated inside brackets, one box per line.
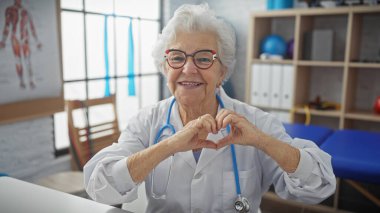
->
[260, 34, 287, 56]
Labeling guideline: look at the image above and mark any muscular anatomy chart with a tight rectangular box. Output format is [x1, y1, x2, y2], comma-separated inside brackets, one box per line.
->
[0, 0, 62, 105]
[0, 0, 42, 89]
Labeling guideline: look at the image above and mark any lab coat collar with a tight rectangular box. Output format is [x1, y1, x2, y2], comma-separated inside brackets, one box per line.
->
[170, 87, 234, 173]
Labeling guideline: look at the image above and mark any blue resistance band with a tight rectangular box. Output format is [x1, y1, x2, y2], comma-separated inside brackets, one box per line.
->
[104, 15, 110, 97]
[127, 18, 136, 96]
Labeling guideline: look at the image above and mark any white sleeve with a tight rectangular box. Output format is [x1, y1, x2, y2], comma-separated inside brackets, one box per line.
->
[83, 110, 151, 205]
[258, 114, 336, 204]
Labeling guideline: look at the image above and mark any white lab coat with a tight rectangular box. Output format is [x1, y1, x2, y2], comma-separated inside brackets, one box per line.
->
[84, 88, 336, 213]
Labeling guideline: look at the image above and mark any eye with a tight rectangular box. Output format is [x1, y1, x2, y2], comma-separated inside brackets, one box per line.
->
[169, 55, 186, 63]
[196, 57, 212, 64]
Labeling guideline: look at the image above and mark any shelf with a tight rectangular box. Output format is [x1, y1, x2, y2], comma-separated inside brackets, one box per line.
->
[251, 105, 291, 112]
[345, 110, 380, 122]
[294, 107, 341, 118]
[251, 6, 364, 17]
[297, 60, 345, 67]
[349, 62, 380, 69]
[246, 6, 380, 131]
[252, 59, 294, 65]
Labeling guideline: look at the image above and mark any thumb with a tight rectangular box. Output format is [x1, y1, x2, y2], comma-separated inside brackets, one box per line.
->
[216, 134, 233, 149]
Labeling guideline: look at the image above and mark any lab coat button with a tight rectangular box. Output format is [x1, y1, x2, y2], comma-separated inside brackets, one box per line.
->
[193, 173, 202, 179]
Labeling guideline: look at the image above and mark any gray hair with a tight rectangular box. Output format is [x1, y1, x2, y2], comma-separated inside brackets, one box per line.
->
[151, 3, 236, 83]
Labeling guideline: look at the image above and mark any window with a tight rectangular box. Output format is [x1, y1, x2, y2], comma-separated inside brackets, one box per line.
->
[54, 0, 162, 153]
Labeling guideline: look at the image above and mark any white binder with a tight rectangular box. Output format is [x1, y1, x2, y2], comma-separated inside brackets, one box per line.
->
[280, 65, 295, 109]
[250, 64, 261, 106]
[269, 64, 283, 108]
[259, 64, 271, 107]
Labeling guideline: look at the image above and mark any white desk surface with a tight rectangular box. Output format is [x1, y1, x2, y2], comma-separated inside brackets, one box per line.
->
[0, 176, 131, 213]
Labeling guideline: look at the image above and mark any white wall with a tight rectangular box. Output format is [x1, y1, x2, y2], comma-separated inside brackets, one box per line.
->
[0, 0, 268, 181]
[162, 0, 267, 101]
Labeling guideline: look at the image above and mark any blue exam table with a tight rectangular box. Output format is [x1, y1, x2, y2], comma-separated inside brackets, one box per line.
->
[320, 129, 380, 184]
[283, 123, 333, 146]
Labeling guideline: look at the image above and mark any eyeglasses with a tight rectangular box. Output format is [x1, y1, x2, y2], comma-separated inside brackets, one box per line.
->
[164, 49, 219, 69]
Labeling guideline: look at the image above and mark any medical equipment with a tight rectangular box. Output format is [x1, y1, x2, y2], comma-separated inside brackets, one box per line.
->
[152, 94, 250, 212]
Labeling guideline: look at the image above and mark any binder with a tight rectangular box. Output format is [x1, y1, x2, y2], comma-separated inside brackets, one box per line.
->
[281, 65, 294, 109]
[259, 64, 272, 107]
[269, 64, 283, 108]
[250, 64, 261, 106]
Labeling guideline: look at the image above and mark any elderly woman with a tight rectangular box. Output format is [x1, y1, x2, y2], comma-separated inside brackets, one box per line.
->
[84, 4, 336, 213]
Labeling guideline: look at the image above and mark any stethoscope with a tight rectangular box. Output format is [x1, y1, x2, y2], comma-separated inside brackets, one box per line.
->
[153, 94, 250, 212]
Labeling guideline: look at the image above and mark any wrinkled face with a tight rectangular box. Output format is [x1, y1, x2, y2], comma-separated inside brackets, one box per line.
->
[164, 31, 226, 106]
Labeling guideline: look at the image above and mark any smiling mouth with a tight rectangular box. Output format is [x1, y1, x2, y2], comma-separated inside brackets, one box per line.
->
[178, 81, 204, 88]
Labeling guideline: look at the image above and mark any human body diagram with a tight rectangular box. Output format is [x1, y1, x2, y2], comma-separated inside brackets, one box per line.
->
[0, 0, 42, 89]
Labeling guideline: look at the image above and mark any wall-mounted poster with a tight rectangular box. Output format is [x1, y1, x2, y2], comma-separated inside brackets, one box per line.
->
[0, 0, 63, 124]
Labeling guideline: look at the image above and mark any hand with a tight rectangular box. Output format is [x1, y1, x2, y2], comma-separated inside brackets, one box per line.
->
[0, 41, 5, 49]
[168, 114, 218, 153]
[215, 109, 267, 149]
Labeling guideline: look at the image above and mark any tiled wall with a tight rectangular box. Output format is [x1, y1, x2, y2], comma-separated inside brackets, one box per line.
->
[0, 117, 57, 180]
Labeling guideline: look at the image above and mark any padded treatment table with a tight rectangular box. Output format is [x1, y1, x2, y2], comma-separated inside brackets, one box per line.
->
[283, 123, 333, 146]
[320, 129, 380, 184]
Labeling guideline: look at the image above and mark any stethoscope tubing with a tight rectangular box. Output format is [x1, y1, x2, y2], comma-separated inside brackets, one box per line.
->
[154, 94, 244, 201]
[216, 94, 242, 196]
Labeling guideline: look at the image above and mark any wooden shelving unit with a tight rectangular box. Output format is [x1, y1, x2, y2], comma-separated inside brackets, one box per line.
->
[252, 59, 294, 65]
[297, 60, 345, 67]
[245, 6, 380, 131]
[294, 107, 342, 118]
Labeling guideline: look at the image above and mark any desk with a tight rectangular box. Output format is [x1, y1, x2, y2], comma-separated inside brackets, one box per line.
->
[0, 176, 131, 213]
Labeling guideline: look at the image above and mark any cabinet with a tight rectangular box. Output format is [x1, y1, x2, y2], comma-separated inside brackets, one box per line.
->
[245, 6, 380, 131]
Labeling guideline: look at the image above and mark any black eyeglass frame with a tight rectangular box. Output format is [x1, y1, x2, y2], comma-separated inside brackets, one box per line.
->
[164, 49, 221, 70]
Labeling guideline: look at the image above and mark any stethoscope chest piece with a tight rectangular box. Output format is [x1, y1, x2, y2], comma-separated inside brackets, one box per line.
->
[234, 195, 250, 212]
[155, 95, 251, 212]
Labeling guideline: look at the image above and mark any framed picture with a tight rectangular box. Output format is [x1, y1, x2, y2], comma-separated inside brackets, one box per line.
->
[0, 0, 64, 124]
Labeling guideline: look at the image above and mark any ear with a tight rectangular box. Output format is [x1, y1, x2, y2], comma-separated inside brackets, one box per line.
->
[217, 66, 227, 87]
[162, 63, 169, 76]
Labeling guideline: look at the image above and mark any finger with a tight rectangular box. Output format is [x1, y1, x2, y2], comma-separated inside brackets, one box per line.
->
[221, 113, 239, 129]
[204, 115, 218, 134]
[216, 134, 233, 149]
[216, 109, 232, 130]
[198, 114, 217, 134]
[198, 117, 212, 133]
[197, 139, 217, 149]
[223, 113, 248, 131]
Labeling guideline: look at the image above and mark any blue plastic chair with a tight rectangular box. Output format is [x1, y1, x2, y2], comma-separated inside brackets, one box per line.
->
[0, 173, 9, 177]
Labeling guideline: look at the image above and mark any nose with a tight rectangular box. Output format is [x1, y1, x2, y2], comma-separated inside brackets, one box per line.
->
[182, 57, 198, 74]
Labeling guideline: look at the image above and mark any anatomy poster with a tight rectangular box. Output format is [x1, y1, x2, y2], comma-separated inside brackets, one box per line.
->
[0, 0, 62, 104]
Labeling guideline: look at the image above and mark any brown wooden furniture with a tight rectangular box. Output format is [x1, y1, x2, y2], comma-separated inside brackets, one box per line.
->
[245, 6, 380, 130]
[246, 5, 380, 212]
[67, 95, 120, 170]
